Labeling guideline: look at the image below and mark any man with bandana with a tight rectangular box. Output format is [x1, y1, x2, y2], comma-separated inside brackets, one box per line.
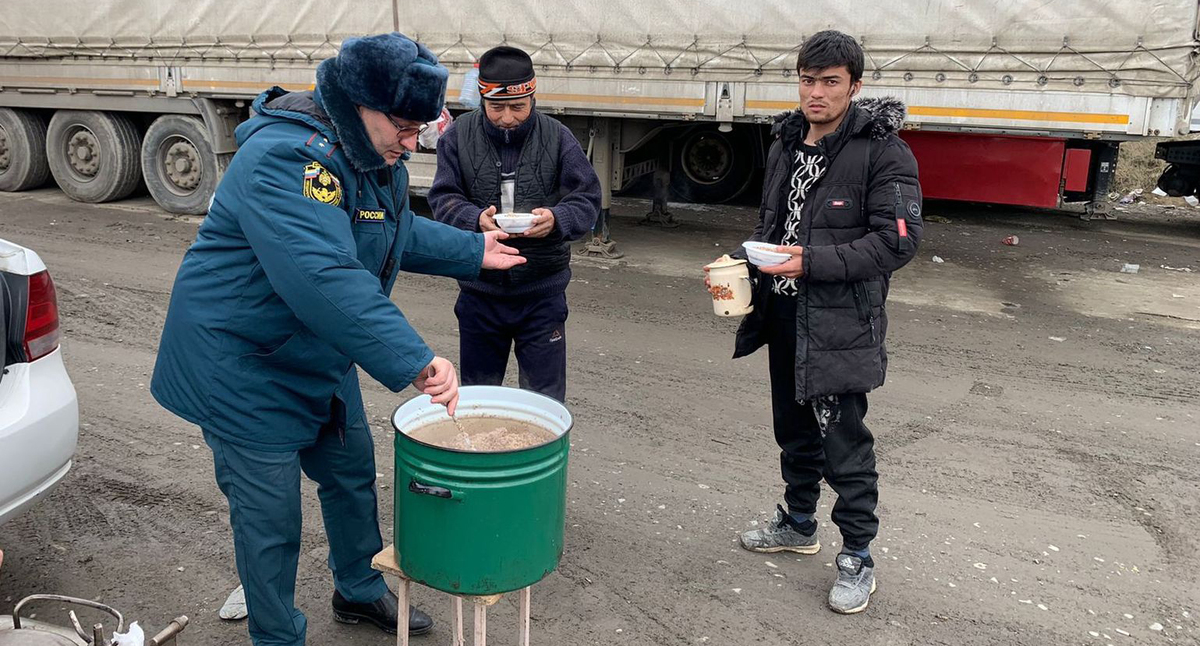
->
[428, 45, 601, 402]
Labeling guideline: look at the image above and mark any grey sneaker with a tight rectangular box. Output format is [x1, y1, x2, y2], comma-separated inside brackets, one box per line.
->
[739, 505, 820, 554]
[828, 553, 876, 614]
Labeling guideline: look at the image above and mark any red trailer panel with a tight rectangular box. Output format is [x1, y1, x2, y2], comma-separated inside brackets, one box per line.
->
[1063, 148, 1092, 193]
[899, 131, 1067, 208]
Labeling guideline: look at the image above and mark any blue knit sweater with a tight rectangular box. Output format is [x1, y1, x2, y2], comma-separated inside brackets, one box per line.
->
[428, 109, 600, 297]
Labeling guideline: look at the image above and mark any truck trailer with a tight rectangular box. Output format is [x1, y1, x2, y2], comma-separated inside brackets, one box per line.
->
[1, 0, 1198, 233]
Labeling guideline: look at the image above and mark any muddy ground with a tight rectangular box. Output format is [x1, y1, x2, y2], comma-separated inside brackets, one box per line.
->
[1, 188, 1198, 645]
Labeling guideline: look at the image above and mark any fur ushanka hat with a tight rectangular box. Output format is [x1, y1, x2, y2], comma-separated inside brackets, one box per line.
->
[316, 33, 448, 170]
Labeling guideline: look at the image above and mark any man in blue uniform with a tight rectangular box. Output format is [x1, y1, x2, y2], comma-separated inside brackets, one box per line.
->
[151, 33, 524, 646]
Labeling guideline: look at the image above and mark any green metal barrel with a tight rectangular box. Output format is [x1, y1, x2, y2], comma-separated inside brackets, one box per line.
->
[392, 386, 571, 595]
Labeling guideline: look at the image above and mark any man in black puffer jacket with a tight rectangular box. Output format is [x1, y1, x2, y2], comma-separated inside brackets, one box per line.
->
[723, 30, 923, 615]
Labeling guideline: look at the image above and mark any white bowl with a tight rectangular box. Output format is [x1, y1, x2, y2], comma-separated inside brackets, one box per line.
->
[742, 241, 790, 267]
[494, 213, 537, 234]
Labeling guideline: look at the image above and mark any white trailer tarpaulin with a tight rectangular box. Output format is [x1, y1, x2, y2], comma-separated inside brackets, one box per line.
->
[0, 0, 393, 62]
[3, 0, 1198, 97]
[407, 0, 1200, 97]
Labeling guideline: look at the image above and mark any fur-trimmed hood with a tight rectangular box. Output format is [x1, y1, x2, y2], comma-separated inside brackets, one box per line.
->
[238, 87, 409, 173]
[240, 88, 337, 147]
[772, 96, 907, 150]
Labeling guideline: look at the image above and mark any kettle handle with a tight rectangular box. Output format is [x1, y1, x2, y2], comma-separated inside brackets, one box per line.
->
[12, 594, 125, 637]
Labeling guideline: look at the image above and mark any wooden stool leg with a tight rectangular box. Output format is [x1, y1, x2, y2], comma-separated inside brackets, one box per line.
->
[518, 587, 531, 646]
[473, 603, 487, 646]
[453, 596, 465, 646]
[397, 579, 410, 646]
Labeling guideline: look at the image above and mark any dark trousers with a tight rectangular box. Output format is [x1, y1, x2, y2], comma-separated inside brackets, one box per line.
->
[204, 416, 388, 646]
[766, 294, 880, 552]
[455, 289, 569, 402]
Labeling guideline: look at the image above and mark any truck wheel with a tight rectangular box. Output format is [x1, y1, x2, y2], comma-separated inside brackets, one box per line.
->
[46, 110, 142, 203]
[1156, 164, 1199, 197]
[0, 108, 51, 192]
[142, 115, 226, 215]
[670, 126, 755, 203]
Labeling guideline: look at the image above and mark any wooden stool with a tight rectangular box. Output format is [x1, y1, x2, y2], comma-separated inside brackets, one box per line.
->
[372, 545, 531, 646]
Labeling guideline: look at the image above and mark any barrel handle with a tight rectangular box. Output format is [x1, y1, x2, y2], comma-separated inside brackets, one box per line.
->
[409, 479, 462, 501]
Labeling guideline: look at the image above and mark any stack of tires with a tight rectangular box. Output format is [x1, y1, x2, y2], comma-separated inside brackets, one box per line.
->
[0, 108, 228, 215]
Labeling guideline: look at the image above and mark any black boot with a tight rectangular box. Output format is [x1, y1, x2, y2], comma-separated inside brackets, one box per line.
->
[333, 589, 433, 635]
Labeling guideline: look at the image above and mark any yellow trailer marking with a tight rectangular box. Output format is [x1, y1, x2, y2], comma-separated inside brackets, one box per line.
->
[745, 100, 1129, 125]
[0, 75, 1126, 126]
[0, 76, 315, 93]
[907, 105, 1129, 125]
[181, 79, 315, 91]
[536, 92, 706, 107]
[0, 76, 159, 87]
[445, 88, 704, 108]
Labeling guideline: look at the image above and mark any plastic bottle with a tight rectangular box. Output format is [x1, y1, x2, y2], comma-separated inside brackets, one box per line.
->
[459, 62, 481, 108]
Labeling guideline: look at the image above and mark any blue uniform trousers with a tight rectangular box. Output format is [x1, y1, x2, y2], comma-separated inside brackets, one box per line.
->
[204, 415, 388, 646]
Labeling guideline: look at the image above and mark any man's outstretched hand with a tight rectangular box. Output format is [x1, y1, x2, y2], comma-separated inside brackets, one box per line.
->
[482, 230, 526, 270]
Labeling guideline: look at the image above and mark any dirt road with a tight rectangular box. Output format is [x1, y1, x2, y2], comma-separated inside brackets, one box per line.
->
[1, 188, 1197, 645]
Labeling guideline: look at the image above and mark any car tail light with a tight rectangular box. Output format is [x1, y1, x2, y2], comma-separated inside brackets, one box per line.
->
[24, 270, 61, 361]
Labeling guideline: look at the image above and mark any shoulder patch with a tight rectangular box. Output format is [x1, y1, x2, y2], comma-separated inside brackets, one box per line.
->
[302, 161, 343, 206]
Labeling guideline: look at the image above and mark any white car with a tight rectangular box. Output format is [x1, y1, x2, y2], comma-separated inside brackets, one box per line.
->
[0, 238, 78, 526]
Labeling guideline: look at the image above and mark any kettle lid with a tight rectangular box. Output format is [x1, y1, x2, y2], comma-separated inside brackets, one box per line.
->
[704, 255, 747, 270]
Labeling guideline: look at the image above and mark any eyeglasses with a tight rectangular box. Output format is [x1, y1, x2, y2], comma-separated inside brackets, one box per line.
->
[385, 114, 429, 139]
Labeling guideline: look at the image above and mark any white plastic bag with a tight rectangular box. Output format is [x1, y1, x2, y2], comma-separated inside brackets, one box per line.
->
[418, 108, 454, 150]
[110, 621, 145, 646]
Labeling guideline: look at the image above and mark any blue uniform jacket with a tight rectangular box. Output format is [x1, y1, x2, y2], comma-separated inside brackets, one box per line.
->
[151, 87, 483, 451]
